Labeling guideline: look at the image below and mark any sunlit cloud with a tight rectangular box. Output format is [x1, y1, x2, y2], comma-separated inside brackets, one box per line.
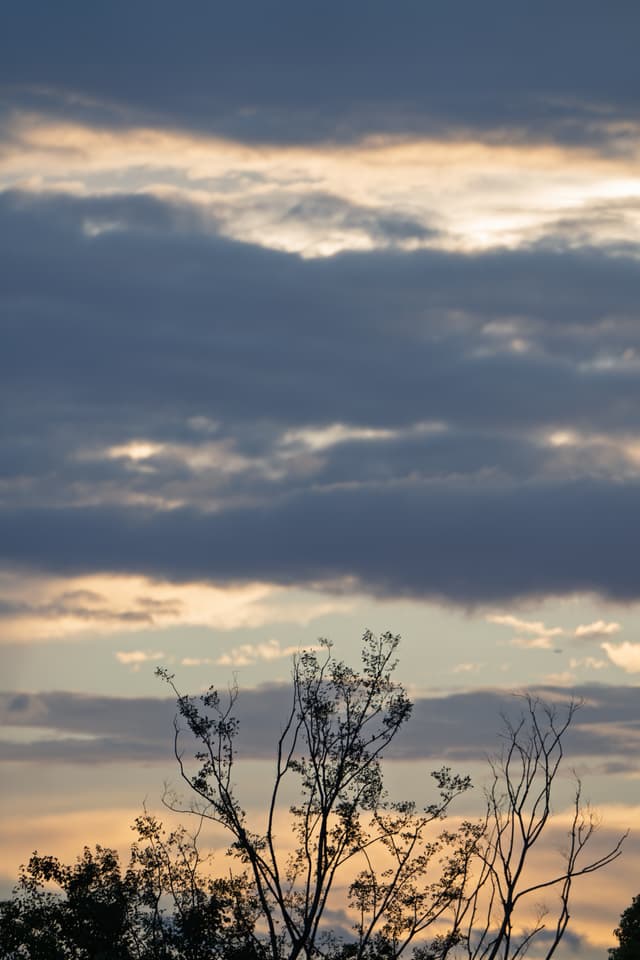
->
[106, 441, 165, 462]
[547, 429, 581, 448]
[489, 614, 624, 651]
[0, 571, 357, 644]
[487, 613, 564, 649]
[540, 429, 640, 481]
[279, 423, 396, 452]
[487, 614, 564, 637]
[69, 424, 415, 512]
[115, 650, 165, 671]
[511, 635, 558, 651]
[180, 640, 313, 668]
[3, 113, 640, 257]
[602, 641, 640, 673]
[575, 620, 621, 639]
[215, 638, 317, 668]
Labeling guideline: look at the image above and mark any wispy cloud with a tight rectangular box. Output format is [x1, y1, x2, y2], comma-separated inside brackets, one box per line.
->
[489, 615, 622, 650]
[569, 656, 607, 671]
[487, 614, 564, 637]
[575, 620, 621, 639]
[487, 614, 564, 649]
[180, 639, 317, 669]
[0, 571, 354, 644]
[115, 650, 165, 671]
[215, 639, 316, 668]
[452, 661, 483, 674]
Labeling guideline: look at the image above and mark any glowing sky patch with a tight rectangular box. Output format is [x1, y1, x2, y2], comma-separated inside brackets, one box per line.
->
[3, 113, 640, 257]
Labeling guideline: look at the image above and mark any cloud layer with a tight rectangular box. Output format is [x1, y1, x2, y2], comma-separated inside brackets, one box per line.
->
[2, 1, 639, 146]
[2, 6, 640, 612]
[2, 683, 639, 770]
[1, 188, 640, 605]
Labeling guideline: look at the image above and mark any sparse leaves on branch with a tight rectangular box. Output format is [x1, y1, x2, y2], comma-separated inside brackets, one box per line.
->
[157, 632, 625, 960]
[158, 631, 481, 960]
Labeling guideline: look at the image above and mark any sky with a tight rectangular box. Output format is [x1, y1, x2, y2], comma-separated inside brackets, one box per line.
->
[1, 2, 640, 956]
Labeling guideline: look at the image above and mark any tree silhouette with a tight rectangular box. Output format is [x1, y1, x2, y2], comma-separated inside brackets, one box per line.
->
[158, 632, 625, 960]
[0, 817, 260, 960]
[1, 632, 626, 960]
[609, 894, 640, 960]
[158, 631, 474, 960]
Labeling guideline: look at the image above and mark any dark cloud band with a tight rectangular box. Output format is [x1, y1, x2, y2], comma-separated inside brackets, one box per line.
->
[1, 684, 637, 767]
[3, 191, 640, 603]
[1, 1, 638, 145]
[3, 190, 640, 435]
[1, 476, 640, 603]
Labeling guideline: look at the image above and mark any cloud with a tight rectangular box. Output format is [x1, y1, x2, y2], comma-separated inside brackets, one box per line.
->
[4, 479, 640, 606]
[569, 657, 607, 670]
[511, 636, 558, 651]
[115, 650, 165, 671]
[2, 683, 640, 770]
[0, 572, 355, 644]
[181, 640, 318, 668]
[2, 191, 640, 606]
[452, 662, 483, 674]
[1, 20, 638, 944]
[1, 2, 638, 148]
[601, 642, 640, 674]
[487, 616, 559, 637]
[575, 620, 621, 639]
[277, 192, 435, 254]
[215, 639, 316, 668]
[488, 614, 564, 649]
[4, 117, 640, 259]
[0, 691, 177, 763]
[490, 615, 625, 650]
[3, 190, 640, 439]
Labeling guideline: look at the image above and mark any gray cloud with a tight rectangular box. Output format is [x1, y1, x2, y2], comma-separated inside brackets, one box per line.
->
[3, 190, 640, 451]
[1, 684, 638, 769]
[0, 589, 182, 626]
[1, 1, 638, 147]
[280, 193, 435, 244]
[3, 190, 640, 602]
[3, 477, 640, 604]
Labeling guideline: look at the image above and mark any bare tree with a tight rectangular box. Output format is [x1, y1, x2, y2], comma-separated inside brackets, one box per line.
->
[447, 695, 627, 960]
[158, 631, 473, 960]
